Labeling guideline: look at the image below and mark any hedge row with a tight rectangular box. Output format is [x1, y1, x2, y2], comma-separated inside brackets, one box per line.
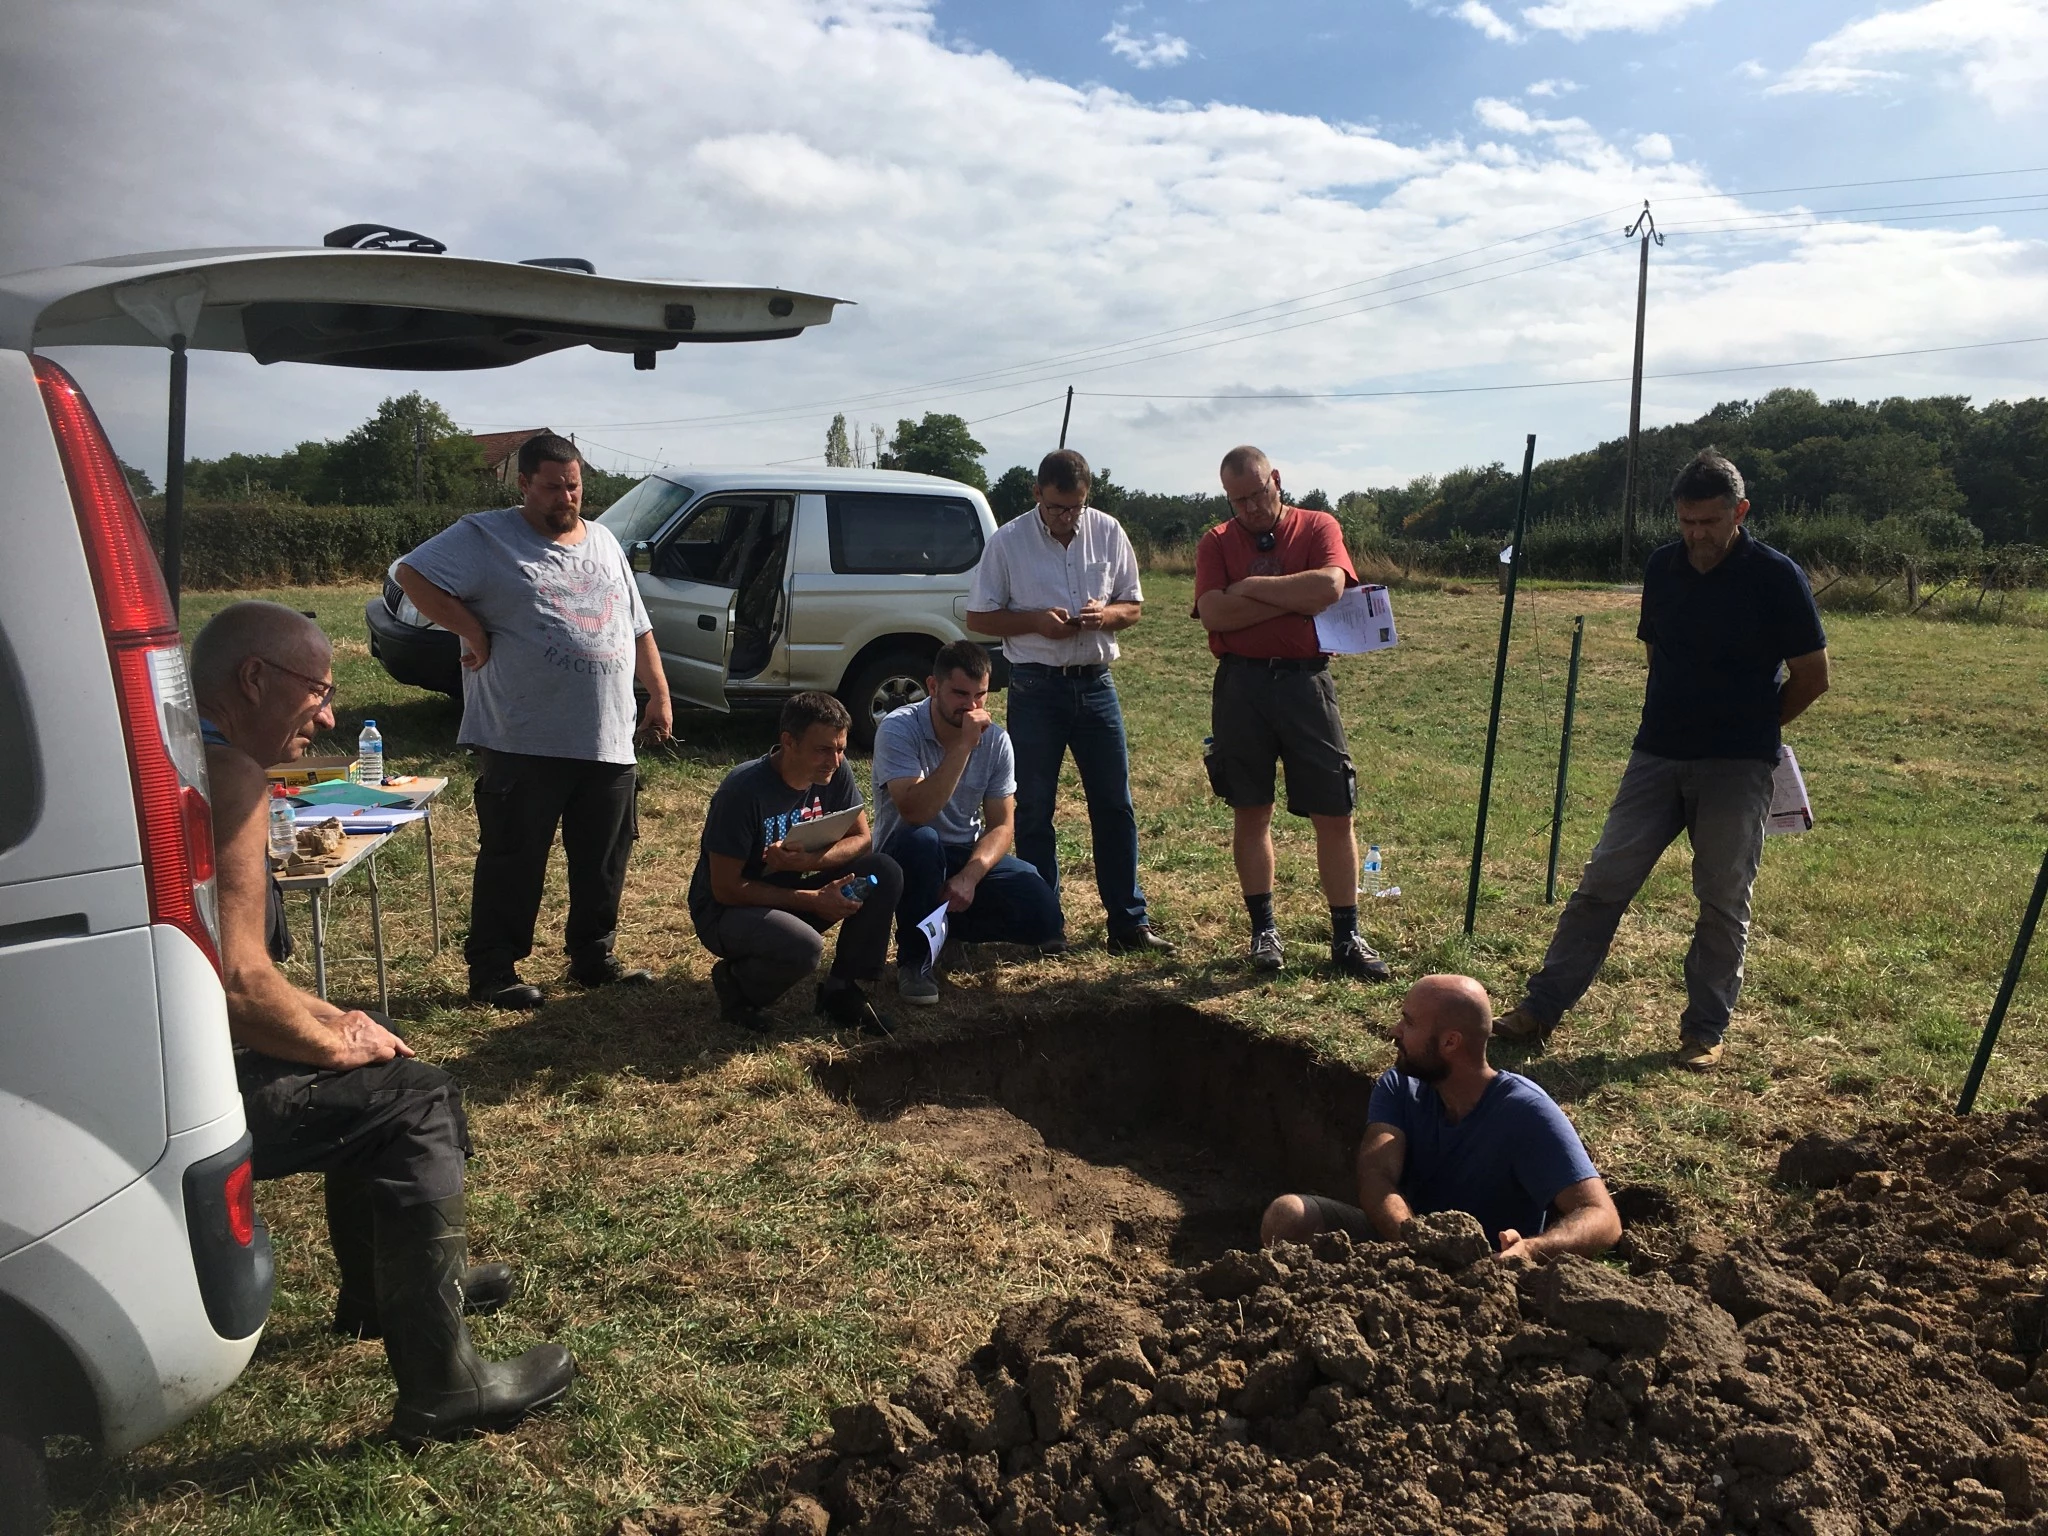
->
[139, 500, 470, 589]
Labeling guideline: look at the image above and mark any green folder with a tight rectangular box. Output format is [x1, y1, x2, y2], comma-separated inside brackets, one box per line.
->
[291, 780, 414, 808]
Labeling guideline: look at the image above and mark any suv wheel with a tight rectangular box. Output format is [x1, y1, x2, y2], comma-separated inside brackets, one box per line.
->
[840, 648, 934, 752]
[0, 1395, 49, 1536]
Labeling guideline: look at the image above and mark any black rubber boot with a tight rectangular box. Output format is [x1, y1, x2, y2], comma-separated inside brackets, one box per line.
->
[373, 1194, 575, 1445]
[331, 1175, 514, 1339]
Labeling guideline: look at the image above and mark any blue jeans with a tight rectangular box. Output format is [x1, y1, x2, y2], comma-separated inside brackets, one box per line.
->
[1524, 751, 1775, 1045]
[882, 825, 1063, 968]
[1004, 666, 1148, 937]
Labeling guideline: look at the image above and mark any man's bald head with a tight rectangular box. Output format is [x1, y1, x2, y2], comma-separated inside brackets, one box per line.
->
[1406, 974, 1493, 1061]
[190, 601, 329, 706]
[1219, 444, 1272, 481]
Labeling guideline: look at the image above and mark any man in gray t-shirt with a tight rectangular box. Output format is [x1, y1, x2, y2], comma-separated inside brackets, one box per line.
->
[397, 434, 672, 1009]
[871, 641, 1060, 1006]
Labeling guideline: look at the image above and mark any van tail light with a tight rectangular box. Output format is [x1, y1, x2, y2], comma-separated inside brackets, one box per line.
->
[222, 1158, 256, 1246]
[34, 357, 222, 974]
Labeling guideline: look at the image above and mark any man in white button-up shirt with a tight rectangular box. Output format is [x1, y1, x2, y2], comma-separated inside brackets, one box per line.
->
[965, 450, 1171, 955]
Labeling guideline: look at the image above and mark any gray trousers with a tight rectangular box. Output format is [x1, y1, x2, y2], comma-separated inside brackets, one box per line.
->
[695, 852, 902, 1008]
[1525, 751, 1775, 1045]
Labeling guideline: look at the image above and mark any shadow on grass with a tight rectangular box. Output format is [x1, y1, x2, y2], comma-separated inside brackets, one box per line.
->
[49, 1431, 378, 1516]
[1496, 1042, 1681, 1103]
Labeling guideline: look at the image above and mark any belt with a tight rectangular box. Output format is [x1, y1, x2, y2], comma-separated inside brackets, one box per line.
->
[1220, 653, 1328, 673]
[1013, 661, 1110, 678]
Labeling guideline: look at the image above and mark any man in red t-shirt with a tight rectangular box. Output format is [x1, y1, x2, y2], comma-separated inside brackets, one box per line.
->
[1194, 445, 1389, 980]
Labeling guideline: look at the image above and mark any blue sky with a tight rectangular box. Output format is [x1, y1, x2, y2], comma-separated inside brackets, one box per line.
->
[4, 0, 2045, 494]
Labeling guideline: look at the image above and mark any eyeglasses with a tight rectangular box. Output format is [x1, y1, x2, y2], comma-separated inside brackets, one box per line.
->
[261, 657, 336, 708]
[1041, 497, 1087, 516]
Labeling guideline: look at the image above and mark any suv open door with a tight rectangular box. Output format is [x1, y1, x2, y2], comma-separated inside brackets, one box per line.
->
[0, 241, 845, 605]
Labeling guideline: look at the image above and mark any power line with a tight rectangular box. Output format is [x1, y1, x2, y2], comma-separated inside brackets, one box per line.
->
[1076, 333, 2048, 401]
[1657, 164, 2048, 205]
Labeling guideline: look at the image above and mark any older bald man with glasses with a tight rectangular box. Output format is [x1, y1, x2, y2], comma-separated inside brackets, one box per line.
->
[965, 449, 1170, 956]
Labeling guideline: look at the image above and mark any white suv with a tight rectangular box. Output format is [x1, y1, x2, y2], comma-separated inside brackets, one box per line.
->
[0, 241, 838, 1528]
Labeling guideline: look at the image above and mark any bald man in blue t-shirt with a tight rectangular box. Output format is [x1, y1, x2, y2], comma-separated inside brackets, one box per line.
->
[1263, 975, 1620, 1263]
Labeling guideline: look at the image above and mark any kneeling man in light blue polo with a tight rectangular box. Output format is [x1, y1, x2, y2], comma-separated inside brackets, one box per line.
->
[1262, 975, 1621, 1263]
[872, 640, 1063, 1005]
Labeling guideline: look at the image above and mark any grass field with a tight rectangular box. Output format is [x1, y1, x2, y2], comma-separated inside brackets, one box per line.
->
[51, 574, 2048, 1533]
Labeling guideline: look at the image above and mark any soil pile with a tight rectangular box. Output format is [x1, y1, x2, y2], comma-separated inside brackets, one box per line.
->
[630, 1099, 2048, 1536]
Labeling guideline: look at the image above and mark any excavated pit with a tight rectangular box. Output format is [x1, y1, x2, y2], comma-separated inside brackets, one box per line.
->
[810, 1003, 1386, 1266]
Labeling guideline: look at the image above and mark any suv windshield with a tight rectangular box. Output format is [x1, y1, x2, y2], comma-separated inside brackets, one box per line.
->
[597, 476, 693, 546]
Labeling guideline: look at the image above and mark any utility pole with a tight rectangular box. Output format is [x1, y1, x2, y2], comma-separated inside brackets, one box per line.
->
[1618, 202, 1661, 567]
[1058, 386, 1074, 450]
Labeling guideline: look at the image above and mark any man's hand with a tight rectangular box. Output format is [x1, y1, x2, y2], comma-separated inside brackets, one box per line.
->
[1073, 598, 1107, 629]
[760, 839, 817, 874]
[460, 631, 491, 670]
[942, 870, 981, 912]
[805, 882, 861, 924]
[1494, 1228, 1539, 1264]
[1036, 607, 1077, 637]
[328, 1010, 416, 1069]
[637, 690, 674, 747]
[959, 706, 992, 751]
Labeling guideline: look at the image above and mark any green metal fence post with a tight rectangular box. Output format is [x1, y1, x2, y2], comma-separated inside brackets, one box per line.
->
[1464, 434, 1537, 936]
[1957, 846, 2048, 1114]
[1545, 614, 1586, 904]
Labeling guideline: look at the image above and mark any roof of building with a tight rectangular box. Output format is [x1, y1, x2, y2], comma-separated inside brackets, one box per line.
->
[471, 428, 554, 467]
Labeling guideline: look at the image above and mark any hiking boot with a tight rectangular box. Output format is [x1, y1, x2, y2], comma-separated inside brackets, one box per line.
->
[815, 981, 893, 1037]
[328, 1174, 511, 1340]
[1250, 928, 1285, 972]
[710, 960, 770, 1033]
[897, 964, 940, 1007]
[1329, 934, 1391, 981]
[568, 953, 654, 988]
[467, 973, 543, 1010]
[373, 1194, 575, 1446]
[1675, 1036, 1725, 1072]
[1493, 1003, 1556, 1047]
[1108, 926, 1176, 956]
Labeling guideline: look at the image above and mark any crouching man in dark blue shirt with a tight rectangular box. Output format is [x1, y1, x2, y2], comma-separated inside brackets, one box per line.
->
[1496, 448, 1830, 1070]
[1262, 975, 1620, 1263]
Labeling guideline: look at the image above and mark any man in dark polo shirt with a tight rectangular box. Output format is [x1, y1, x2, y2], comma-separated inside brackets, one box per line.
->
[1497, 449, 1830, 1069]
[1195, 444, 1390, 980]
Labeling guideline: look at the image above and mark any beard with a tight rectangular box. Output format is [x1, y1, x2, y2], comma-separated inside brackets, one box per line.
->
[1395, 1045, 1451, 1084]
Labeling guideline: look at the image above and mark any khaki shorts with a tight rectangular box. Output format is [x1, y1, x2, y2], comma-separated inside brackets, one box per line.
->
[1208, 658, 1356, 818]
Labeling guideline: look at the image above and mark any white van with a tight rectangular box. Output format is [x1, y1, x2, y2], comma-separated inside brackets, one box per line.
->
[0, 241, 839, 1528]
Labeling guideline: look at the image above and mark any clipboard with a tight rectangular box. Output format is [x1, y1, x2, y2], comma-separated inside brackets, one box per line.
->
[778, 805, 862, 852]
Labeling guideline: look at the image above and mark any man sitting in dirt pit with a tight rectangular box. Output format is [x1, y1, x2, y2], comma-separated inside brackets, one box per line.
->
[1261, 975, 1620, 1262]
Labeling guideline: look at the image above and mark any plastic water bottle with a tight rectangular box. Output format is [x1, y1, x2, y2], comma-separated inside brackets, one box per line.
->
[840, 873, 879, 903]
[267, 785, 297, 864]
[1364, 844, 1383, 892]
[354, 720, 384, 786]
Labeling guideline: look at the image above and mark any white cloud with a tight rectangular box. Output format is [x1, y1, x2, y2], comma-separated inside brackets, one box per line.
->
[4, 0, 2044, 494]
[1454, 1, 1521, 42]
[1518, 0, 1717, 40]
[1768, 0, 2048, 113]
[1526, 77, 1582, 96]
[1102, 22, 1191, 69]
[1634, 131, 1674, 160]
[1734, 58, 1770, 80]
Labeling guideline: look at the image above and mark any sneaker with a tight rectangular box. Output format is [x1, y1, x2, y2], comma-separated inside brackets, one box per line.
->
[1250, 928, 1285, 972]
[1675, 1036, 1725, 1071]
[710, 960, 771, 1033]
[569, 953, 654, 988]
[815, 981, 894, 1037]
[1329, 934, 1391, 981]
[1493, 1003, 1555, 1046]
[897, 964, 940, 1006]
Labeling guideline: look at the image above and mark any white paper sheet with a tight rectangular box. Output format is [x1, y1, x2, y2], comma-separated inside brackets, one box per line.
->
[1313, 583, 1399, 655]
[916, 901, 950, 960]
[1766, 745, 1812, 835]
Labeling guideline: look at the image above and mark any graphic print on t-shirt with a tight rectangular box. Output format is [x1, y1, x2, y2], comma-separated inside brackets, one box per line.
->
[763, 794, 827, 847]
[531, 552, 631, 675]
